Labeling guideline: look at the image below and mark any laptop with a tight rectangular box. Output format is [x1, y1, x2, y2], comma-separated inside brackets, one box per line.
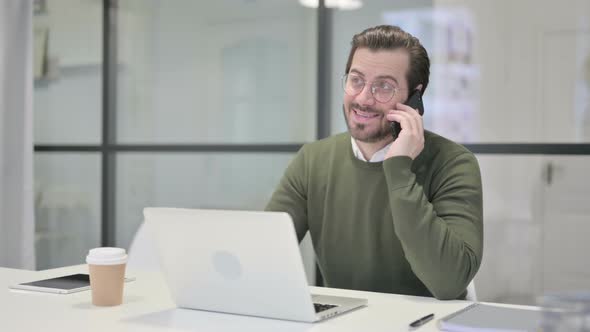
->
[143, 207, 367, 322]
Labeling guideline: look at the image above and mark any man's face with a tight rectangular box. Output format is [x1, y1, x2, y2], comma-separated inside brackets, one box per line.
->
[343, 48, 411, 143]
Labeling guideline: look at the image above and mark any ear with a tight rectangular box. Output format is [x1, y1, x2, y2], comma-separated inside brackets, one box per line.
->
[415, 84, 423, 92]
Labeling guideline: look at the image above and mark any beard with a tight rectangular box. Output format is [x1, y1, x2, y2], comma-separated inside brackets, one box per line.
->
[343, 104, 391, 143]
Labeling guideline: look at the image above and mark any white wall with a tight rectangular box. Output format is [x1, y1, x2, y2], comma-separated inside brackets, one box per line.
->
[0, 0, 35, 270]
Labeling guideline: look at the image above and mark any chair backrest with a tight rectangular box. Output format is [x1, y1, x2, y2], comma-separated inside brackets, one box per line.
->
[466, 279, 477, 301]
[127, 221, 161, 271]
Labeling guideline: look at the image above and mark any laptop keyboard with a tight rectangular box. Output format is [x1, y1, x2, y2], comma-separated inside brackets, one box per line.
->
[314, 303, 338, 313]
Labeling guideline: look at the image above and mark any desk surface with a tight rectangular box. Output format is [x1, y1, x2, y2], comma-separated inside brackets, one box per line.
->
[1, 265, 522, 332]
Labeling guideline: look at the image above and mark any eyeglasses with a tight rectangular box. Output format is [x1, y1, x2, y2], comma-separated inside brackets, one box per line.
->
[342, 73, 402, 103]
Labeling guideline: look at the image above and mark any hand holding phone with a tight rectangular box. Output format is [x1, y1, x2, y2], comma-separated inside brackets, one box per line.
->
[385, 89, 426, 160]
[390, 89, 424, 140]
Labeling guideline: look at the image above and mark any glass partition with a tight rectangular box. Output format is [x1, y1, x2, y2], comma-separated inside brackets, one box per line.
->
[34, 153, 101, 270]
[117, 1, 318, 144]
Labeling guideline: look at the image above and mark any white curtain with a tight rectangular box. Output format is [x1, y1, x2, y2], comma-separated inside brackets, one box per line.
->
[0, 0, 35, 269]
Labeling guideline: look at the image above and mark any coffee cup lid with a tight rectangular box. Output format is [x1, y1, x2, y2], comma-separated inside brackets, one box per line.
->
[86, 247, 128, 265]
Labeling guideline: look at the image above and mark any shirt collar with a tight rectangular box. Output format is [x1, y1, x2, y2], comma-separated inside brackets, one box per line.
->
[350, 137, 392, 163]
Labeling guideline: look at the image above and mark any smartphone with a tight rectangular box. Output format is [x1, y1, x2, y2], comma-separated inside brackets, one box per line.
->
[390, 89, 425, 140]
[9, 273, 135, 294]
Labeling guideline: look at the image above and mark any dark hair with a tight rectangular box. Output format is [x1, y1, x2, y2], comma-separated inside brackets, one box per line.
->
[345, 25, 430, 94]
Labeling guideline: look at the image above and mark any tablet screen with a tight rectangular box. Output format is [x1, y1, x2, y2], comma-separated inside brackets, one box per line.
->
[20, 273, 90, 290]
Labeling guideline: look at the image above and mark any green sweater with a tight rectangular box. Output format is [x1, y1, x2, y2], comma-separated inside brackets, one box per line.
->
[265, 131, 483, 300]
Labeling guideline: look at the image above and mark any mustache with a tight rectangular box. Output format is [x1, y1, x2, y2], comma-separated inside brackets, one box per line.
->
[349, 103, 379, 114]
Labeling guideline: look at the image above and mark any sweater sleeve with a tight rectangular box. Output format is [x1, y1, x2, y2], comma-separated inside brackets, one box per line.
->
[264, 146, 309, 242]
[383, 153, 483, 300]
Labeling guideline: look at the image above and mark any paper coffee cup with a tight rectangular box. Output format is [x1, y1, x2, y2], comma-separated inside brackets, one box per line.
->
[86, 247, 128, 306]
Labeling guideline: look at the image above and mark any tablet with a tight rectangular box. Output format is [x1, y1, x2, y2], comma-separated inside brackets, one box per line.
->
[9, 273, 135, 294]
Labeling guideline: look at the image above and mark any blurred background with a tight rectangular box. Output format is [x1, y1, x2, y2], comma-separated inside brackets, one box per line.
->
[30, 0, 590, 305]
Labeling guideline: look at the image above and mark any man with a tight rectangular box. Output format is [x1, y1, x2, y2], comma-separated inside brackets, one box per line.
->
[266, 25, 483, 300]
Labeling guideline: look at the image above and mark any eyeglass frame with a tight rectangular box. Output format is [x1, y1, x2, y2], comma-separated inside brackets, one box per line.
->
[341, 73, 406, 103]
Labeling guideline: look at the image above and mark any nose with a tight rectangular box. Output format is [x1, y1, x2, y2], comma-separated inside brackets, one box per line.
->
[355, 84, 376, 106]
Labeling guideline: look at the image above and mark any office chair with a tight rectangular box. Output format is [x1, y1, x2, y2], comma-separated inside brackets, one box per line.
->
[127, 221, 161, 271]
[466, 280, 477, 301]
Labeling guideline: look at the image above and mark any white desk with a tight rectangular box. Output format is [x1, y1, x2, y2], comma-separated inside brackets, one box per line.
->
[0, 265, 512, 331]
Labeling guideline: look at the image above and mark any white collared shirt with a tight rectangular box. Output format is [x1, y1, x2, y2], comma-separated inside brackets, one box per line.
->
[350, 137, 392, 163]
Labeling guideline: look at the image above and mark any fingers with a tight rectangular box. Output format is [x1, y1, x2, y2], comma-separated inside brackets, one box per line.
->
[383, 103, 425, 160]
[386, 103, 423, 136]
[396, 103, 423, 133]
[386, 112, 414, 133]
